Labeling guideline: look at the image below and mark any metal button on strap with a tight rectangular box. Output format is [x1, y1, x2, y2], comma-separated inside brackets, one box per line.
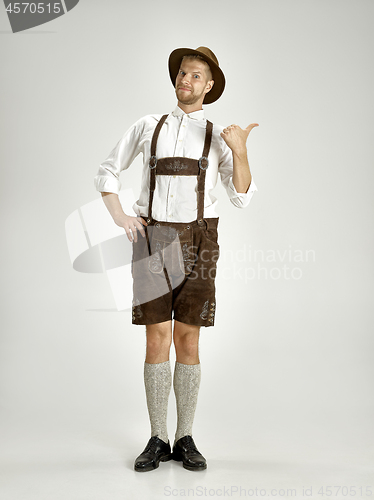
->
[149, 155, 157, 169]
[198, 156, 209, 170]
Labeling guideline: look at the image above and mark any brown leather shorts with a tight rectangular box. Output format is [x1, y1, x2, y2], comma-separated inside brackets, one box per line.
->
[131, 218, 219, 327]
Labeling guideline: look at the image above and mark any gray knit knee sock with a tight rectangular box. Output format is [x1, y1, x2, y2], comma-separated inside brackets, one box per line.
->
[144, 360, 172, 444]
[173, 361, 201, 443]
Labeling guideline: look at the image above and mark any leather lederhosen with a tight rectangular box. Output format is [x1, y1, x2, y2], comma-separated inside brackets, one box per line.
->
[131, 114, 219, 326]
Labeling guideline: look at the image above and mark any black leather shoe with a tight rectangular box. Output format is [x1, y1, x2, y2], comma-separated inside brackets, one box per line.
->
[172, 435, 207, 471]
[134, 436, 172, 472]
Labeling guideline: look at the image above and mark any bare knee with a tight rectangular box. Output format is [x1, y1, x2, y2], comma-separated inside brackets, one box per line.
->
[174, 321, 200, 364]
[146, 321, 172, 363]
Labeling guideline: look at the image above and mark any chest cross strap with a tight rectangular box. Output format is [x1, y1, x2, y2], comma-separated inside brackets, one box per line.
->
[147, 114, 213, 224]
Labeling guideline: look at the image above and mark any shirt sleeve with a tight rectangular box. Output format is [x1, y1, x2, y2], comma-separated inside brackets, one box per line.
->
[217, 135, 258, 208]
[94, 116, 146, 194]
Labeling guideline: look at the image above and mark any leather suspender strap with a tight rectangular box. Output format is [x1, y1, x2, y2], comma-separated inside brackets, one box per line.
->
[197, 120, 213, 223]
[202, 120, 213, 159]
[147, 115, 213, 224]
[148, 114, 168, 222]
[150, 114, 168, 158]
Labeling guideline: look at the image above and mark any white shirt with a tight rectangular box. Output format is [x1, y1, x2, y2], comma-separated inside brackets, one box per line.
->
[94, 105, 258, 223]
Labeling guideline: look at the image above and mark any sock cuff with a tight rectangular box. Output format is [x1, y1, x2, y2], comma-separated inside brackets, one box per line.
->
[175, 361, 200, 367]
[174, 361, 201, 374]
[145, 360, 170, 367]
[144, 360, 171, 375]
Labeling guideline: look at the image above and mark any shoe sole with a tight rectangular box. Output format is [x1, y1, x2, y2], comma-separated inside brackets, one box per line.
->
[134, 453, 172, 472]
[172, 452, 207, 471]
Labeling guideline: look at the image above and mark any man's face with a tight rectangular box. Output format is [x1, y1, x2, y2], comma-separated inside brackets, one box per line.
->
[175, 58, 214, 107]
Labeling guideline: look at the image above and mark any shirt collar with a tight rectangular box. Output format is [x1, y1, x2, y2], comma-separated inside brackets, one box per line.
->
[172, 105, 205, 121]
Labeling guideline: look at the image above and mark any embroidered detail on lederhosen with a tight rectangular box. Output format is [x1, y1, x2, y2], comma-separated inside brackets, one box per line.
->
[132, 298, 143, 319]
[200, 300, 209, 320]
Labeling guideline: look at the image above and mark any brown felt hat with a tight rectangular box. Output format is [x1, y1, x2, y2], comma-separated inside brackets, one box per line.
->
[168, 46, 225, 104]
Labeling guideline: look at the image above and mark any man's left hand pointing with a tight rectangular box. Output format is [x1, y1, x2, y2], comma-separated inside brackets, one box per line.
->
[220, 123, 259, 154]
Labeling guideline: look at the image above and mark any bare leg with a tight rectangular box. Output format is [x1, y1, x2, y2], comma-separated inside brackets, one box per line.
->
[145, 320, 172, 363]
[173, 320, 200, 365]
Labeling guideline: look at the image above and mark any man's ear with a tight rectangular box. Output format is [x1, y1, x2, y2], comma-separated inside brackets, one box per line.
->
[205, 79, 214, 95]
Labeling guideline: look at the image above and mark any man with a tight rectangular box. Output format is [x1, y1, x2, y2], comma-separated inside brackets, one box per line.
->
[94, 46, 258, 472]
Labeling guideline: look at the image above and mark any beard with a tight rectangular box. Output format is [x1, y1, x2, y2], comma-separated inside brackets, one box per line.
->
[175, 87, 205, 106]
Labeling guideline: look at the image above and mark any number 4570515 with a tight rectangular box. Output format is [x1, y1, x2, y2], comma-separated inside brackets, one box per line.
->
[6, 3, 62, 14]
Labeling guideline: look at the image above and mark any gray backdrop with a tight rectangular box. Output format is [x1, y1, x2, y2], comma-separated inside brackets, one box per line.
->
[1, 0, 373, 499]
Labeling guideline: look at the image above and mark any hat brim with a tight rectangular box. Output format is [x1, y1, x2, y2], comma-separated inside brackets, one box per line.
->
[168, 48, 225, 105]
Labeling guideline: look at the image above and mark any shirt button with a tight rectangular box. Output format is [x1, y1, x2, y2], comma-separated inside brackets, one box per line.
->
[173, 175, 176, 178]
[170, 195, 173, 197]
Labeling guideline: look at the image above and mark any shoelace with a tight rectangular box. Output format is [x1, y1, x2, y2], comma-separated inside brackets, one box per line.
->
[144, 436, 162, 454]
[181, 436, 199, 453]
